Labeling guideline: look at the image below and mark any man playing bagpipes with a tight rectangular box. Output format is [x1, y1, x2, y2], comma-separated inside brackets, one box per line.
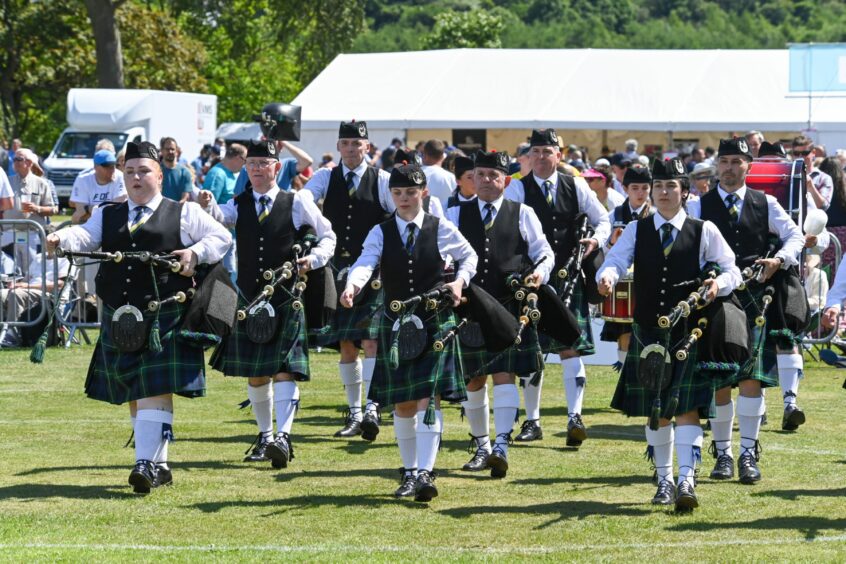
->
[445, 150, 556, 478]
[600, 166, 653, 370]
[505, 129, 611, 447]
[45, 141, 233, 494]
[199, 140, 336, 470]
[597, 157, 742, 511]
[305, 120, 393, 441]
[687, 138, 804, 484]
[340, 163, 477, 502]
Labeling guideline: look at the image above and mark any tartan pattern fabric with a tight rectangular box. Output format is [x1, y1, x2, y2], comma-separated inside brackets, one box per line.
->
[84, 302, 206, 405]
[257, 195, 270, 224]
[210, 297, 310, 380]
[600, 320, 632, 343]
[712, 285, 778, 389]
[725, 194, 739, 227]
[460, 321, 543, 380]
[128, 206, 148, 235]
[368, 308, 467, 406]
[482, 203, 495, 231]
[610, 323, 715, 419]
[346, 171, 356, 197]
[315, 258, 383, 349]
[542, 180, 553, 206]
[661, 224, 674, 257]
[404, 223, 416, 254]
[539, 278, 595, 355]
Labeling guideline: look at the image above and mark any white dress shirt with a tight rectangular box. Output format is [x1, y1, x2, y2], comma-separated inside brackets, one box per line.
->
[426, 195, 445, 220]
[207, 185, 336, 270]
[445, 195, 555, 284]
[55, 192, 232, 265]
[421, 164, 457, 208]
[686, 185, 804, 268]
[825, 259, 846, 311]
[603, 189, 626, 212]
[810, 168, 834, 210]
[597, 209, 741, 296]
[347, 209, 478, 291]
[607, 202, 649, 227]
[304, 159, 394, 213]
[504, 172, 612, 247]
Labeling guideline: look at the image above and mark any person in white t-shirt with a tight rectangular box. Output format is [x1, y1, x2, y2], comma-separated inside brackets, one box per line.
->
[69, 150, 127, 224]
[420, 139, 457, 207]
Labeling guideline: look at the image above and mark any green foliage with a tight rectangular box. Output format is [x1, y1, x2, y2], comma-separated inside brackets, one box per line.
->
[421, 9, 506, 50]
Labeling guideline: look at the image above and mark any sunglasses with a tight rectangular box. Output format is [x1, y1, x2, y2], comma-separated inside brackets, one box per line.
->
[793, 149, 813, 157]
[12, 157, 25, 162]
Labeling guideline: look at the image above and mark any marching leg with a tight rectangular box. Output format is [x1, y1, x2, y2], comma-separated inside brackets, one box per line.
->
[674, 424, 703, 511]
[516, 372, 544, 442]
[244, 381, 274, 462]
[708, 398, 735, 480]
[562, 356, 587, 447]
[394, 413, 418, 497]
[777, 352, 805, 431]
[414, 409, 442, 502]
[736, 393, 765, 484]
[646, 424, 675, 505]
[266, 380, 298, 469]
[130, 405, 172, 494]
[360, 357, 381, 441]
[489, 381, 519, 479]
[461, 382, 492, 471]
[336, 359, 363, 438]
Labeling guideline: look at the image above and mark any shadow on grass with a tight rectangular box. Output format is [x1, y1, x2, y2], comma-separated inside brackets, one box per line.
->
[667, 516, 846, 540]
[510, 474, 651, 488]
[753, 487, 846, 501]
[547, 423, 644, 443]
[273, 467, 399, 483]
[439, 499, 651, 529]
[0, 483, 136, 500]
[16, 459, 251, 477]
[189, 493, 429, 515]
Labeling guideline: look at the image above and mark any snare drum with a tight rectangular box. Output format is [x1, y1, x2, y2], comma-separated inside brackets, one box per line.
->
[601, 276, 635, 323]
[746, 160, 806, 219]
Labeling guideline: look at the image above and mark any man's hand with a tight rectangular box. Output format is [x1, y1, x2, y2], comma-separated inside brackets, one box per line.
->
[755, 257, 782, 281]
[804, 234, 818, 249]
[703, 279, 719, 303]
[296, 256, 312, 276]
[822, 307, 840, 330]
[598, 275, 613, 297]
[171, 249, 198, 277]
[524, 272, 542, 289]
[71, 207, 88, 224]
[197, 190, 213, 208]
[21, 201, 38, 215]
[445, 279, 464, 307]
[580, 238, 598, 256]
[340, 284, 358, 308]
[46, 233, 60, 252]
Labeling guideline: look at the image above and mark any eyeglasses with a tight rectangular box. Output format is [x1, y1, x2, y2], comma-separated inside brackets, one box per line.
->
[12, 157, 25, 163]
[246, 160, 276, 169]
[793, 149, 813, 157]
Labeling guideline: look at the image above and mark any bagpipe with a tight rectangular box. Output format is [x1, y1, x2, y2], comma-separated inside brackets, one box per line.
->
[387, 286, 464, 368]
[555, 214, 605, 306]
[54, 248, 183, 273]
[657, 266, 720, 329]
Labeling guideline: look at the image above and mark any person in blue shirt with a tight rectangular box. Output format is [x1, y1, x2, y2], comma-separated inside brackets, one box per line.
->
[233, 140, 312, 196]
[203, 143, 246, 205]
[159, 137, 193, 202]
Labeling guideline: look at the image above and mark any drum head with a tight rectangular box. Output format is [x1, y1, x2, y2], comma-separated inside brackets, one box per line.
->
[458, 321, 485, 348]
[393, 315, 427, 362]
[245, 302, 280, 344]
[637, 343, 672, 391]
[111, 305, 148, 353]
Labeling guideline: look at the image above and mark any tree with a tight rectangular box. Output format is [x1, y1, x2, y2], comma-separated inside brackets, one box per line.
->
[422, 9, 506, 50]
[84, 0, 125, 88]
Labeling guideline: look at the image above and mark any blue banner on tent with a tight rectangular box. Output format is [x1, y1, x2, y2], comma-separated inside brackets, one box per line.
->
[789, 44, 846, 92]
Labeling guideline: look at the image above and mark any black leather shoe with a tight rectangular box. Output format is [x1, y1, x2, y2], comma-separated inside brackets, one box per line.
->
[266, 433, 293, 469]
[360, 410, 381, 442]
[154, 465, 173, 487]
[128, 460, 157, 494]
[651, 479, 675, 505]
[566, 414, 587, 447]
[395, 468, 417, 498]
[243, 432, 272, 462]
[708, 441, 734, 480]
[761, 413, 768, 426]
[414, 470, 438, 502]
[488, 446, 509, 479]
[463, 448, 491, 472]
[515, 419, 543, 442]
[334, 413, 362, 438]
[782, 404, 805, 431]
[675, 481, 699, 511]
[738, 449, 761, 484]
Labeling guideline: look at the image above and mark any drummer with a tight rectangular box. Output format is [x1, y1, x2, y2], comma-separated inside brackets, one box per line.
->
[600, 166, 653, 369]
[597, 157, 741, 511]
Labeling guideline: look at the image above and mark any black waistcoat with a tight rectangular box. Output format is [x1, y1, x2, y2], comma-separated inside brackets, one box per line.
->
[97, 198, 190, 309]
[235, 190, 296, 300]
[699, 188, 768, 269]
[521, 173, 578, 269]
[380, 214, 445, 304]
[633, 217, 703, 327]
[323, 164, 389, 261]
[447, 189, 477, 209]
[458, 199, 529, 300]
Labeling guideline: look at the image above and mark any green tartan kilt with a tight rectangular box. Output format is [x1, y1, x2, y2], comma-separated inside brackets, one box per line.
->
[600, 321, 632, 342]
[610, 323, 715, 419]
[210, 296, 310, 380]
[460, 323, 543, 380]
[315, 289, 382, 350]
[368, 309, 467, 406]
[539, 277, 595, 355]
[85, 302, 205, 405]
[711, 286, 778, 390]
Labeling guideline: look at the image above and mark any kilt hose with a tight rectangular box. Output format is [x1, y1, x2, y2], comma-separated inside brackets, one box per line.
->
[611, 323, 715, 420]
[539, 278, 595, 356]
[85, 302, 205, 405]
[368, 308, 467, 407]
[210, 296, 310, 380]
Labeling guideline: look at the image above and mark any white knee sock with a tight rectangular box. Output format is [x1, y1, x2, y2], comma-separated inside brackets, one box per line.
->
[777, 353, 802, 407]
[522, 372, 543, 422]
[562, 357, 586, 416]
[710, 400, 734, 457]
[462, 385, 491, 453]
[247, 382, 274, 437]
[339, 359, 363, 421]
[135, 409, 172, 464]
[394, 414, 417, 472]
[675, 424, 703, 487]
[416, 410, 442, 472]
[645, 424, 674, 484]
[617, 349, 627, 365]
[493, 384, 519, 455]
[737, 395, 765, 455]
[362, 357, 379, 415]
[273, 381, 299, 435]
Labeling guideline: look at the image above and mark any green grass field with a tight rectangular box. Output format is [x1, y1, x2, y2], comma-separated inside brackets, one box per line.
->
[1, 345, 846, 561]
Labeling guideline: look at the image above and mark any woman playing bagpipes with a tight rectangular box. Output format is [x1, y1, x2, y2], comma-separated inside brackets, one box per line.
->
[340, 162, 477, 503]
[597, 157, 742, 512]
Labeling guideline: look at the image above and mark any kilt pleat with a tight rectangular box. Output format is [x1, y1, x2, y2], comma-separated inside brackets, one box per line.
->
[600, 320, 632, 342]
[85, 302, 205, 405]
[460, 323, 543, 379]
[539, 278, 595, 355]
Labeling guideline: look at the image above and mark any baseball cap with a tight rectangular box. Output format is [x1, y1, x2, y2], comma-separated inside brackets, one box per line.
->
[93, 150, 117, 166]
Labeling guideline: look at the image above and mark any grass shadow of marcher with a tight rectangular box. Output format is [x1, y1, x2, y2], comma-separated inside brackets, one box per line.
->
[440, 499, 651, 530]
[667, 515, 846, 541]
[753, 487, 846, 501]
[0, 483, 137, 500]
[189, 493, 427, 516]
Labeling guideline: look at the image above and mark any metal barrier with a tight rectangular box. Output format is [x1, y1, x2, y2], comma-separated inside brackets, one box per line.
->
[0, 220, 50, 341]
[53, 255, 101, 348]
[803, 235, 842, 346]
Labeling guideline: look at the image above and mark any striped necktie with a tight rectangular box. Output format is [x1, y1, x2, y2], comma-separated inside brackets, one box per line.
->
[346, 171, 356, 197]
[405, 223, 416, 254]
[483, 203, 495, 231]
[725, 193, 739, 226]
[129, 206, 148, 235]
[661, 223, 675, 257]
[258, 195, 270, 224]
[542, 180, 553, 206]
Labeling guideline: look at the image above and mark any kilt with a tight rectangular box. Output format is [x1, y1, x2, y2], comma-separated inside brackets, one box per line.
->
[610, 323, 715, 419]
[368, 308, 467, 406]
[85, 302, 205, 405]
[210, 296, 310, 380]
[461, 322, 543, 380]
[600, 320, 631, 342]
[712, 286, 778, 390]
[315, 257, 382, 349]
[539, 278, 595, 356]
